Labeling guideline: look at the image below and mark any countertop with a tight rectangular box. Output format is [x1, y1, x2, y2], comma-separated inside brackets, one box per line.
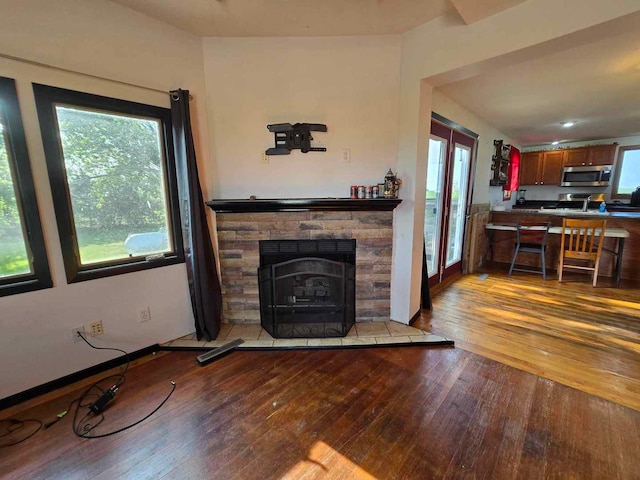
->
[495, 208, 640, 219]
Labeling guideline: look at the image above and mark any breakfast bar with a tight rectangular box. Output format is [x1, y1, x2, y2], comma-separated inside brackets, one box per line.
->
[486, 209, 639, 284]
[486, 222, 629, 286]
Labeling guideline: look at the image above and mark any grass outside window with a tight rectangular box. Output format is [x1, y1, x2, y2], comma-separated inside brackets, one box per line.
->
[0, 77, 51, 296]
[33, 84, 183, 283]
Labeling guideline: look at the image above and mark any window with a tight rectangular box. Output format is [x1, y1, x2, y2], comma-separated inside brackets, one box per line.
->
[33, 84, 183, 282]
[0, 77, 51, 296]
[612, 145, 640, 199]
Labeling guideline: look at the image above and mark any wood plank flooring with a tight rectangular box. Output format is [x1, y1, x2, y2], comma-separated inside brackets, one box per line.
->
[2, 345, 640, 479]
[415, 267, 640, 411]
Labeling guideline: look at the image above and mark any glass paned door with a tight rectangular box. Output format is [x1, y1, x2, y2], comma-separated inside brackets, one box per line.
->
[445, 144, 471, 267]
[424, 120, 476, 289]
[425, 136, 446, 277]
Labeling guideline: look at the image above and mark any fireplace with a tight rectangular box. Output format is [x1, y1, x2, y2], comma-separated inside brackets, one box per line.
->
[206, 198, 401, 326]
[258, 239, 356, 338]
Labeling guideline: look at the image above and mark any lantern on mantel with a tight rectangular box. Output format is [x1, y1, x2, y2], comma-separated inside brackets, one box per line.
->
[383, 169, 400, 198]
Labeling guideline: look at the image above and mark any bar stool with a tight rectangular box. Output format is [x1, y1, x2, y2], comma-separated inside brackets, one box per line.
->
[509, 221, 550, 280]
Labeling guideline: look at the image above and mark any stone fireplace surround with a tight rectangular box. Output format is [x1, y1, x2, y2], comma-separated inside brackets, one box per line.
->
[206, 198, 401, 326]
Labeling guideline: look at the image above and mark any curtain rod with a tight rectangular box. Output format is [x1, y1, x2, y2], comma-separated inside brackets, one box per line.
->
[0, 52, 190, 99]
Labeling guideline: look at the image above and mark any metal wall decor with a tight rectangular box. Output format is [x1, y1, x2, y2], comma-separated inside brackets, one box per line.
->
[490, 139, 510, 186]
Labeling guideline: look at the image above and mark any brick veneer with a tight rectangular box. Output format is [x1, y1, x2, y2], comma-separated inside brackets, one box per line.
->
[215, 210, 394, 324]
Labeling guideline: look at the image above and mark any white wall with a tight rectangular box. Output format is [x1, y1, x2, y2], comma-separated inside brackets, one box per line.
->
[431, 90, 517, 206]
[0, 0, 207, 400]
[3, 0, 640, 400]
[392, 0, 640, 323]
[201, 36, 401, 199]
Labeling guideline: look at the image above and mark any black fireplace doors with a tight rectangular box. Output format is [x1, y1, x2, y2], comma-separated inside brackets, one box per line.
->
[258, 240, 356, 338]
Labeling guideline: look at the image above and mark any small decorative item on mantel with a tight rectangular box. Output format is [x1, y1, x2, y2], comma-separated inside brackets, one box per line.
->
[383, 169, 401, 198]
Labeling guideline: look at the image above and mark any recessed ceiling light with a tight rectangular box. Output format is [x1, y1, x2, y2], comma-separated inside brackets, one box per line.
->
[552, 141, 559, 145]
[562, 121, 575, 128]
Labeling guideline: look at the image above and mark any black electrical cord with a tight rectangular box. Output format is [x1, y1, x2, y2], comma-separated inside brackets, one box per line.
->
[1, 332, 174, 445]
[76, 331, 130, 381]
[1, 391, 82, 447]
[71, 331, 176, 439]
[0, 419, 42, 447]
[72, 381, 175, 438]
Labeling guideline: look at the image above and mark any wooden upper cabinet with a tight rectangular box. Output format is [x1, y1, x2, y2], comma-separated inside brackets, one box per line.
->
[519, 152, 542, 185]
[588, 145, 616, 166]
[562, 144, 616, 167]
[519, 151, 563, 186]
[563, 148, 589, 167]
[541, 151, 564, 185]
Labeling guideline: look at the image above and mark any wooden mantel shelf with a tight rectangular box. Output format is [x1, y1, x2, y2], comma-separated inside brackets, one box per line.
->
[206, 198, 402, 213]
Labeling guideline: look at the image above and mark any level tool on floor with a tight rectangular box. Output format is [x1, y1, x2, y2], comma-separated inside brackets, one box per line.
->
[196, 338, 244, 366]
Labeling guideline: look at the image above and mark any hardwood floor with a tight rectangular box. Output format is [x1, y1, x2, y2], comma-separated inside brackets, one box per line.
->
[2, 345, 640, 479]
[415, 267, 640, 411]
[3, 269, 640, 478]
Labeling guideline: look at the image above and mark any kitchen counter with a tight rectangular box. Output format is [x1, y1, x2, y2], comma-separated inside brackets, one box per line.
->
[504, 208, 640, 219]
[489, 210, 640, 281]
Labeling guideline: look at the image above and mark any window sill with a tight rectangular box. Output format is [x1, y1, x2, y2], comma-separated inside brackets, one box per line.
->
[0, 277, 53, 298]
[67, 254, 184, 283]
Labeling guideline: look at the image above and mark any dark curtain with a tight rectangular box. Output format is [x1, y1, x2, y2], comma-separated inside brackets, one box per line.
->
[170, 89, 222, 341]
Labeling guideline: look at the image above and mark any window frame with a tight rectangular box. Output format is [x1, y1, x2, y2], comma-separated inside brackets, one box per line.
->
[611, 144, 640, 200]
[0, 77, 52, 296]
[32, 84, 184, 283]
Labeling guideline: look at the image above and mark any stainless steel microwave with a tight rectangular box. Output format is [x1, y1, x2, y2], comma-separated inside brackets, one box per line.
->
[561, 165, 612, 187]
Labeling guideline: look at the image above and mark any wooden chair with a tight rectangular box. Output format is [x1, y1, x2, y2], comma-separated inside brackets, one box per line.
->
[509, 221, 550, 280]
[558, 218, 606, 287]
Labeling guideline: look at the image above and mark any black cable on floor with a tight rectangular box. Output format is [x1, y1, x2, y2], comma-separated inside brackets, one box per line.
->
[0, 419, 42, 447]
[2, 332, 174, 444]
[72, 381, 175, 438]
[71, 332, 175, 439]
[76, 331, 130, 380]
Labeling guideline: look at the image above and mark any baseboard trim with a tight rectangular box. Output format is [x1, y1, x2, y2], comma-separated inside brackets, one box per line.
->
[430, 273, 463, 297]
[159, 340, 454, 353]
[0, 344, 159, 412]
[409, 309, 421, 326]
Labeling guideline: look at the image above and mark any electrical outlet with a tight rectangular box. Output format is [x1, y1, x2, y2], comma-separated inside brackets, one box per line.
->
[260, 151, 269, 164]
[342, 148, 351, 163]
[86, 320, 104, 336]
[138, 306, 151, 323]
[72, 326, 85, 343]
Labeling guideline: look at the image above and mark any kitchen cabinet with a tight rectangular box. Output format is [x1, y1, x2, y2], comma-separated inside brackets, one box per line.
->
[519, 151, 563, 185]
[587, 144, 616, 166]
[519, 152, 541, 185]
[562, 148, 589, 167]
[562, 144, 616, 166]
[541, 151, 564, 184]
[521, 144, 618, 185]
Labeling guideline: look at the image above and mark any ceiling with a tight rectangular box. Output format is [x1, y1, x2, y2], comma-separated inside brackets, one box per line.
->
[109, 1, 640, 148]
[110, 0, 528, 36]
[435, 13, 640, 147]
[109, 0, 454, 37]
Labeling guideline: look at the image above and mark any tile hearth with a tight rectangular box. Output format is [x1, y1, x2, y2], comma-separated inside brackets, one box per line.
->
[162, 321, 452, 350]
